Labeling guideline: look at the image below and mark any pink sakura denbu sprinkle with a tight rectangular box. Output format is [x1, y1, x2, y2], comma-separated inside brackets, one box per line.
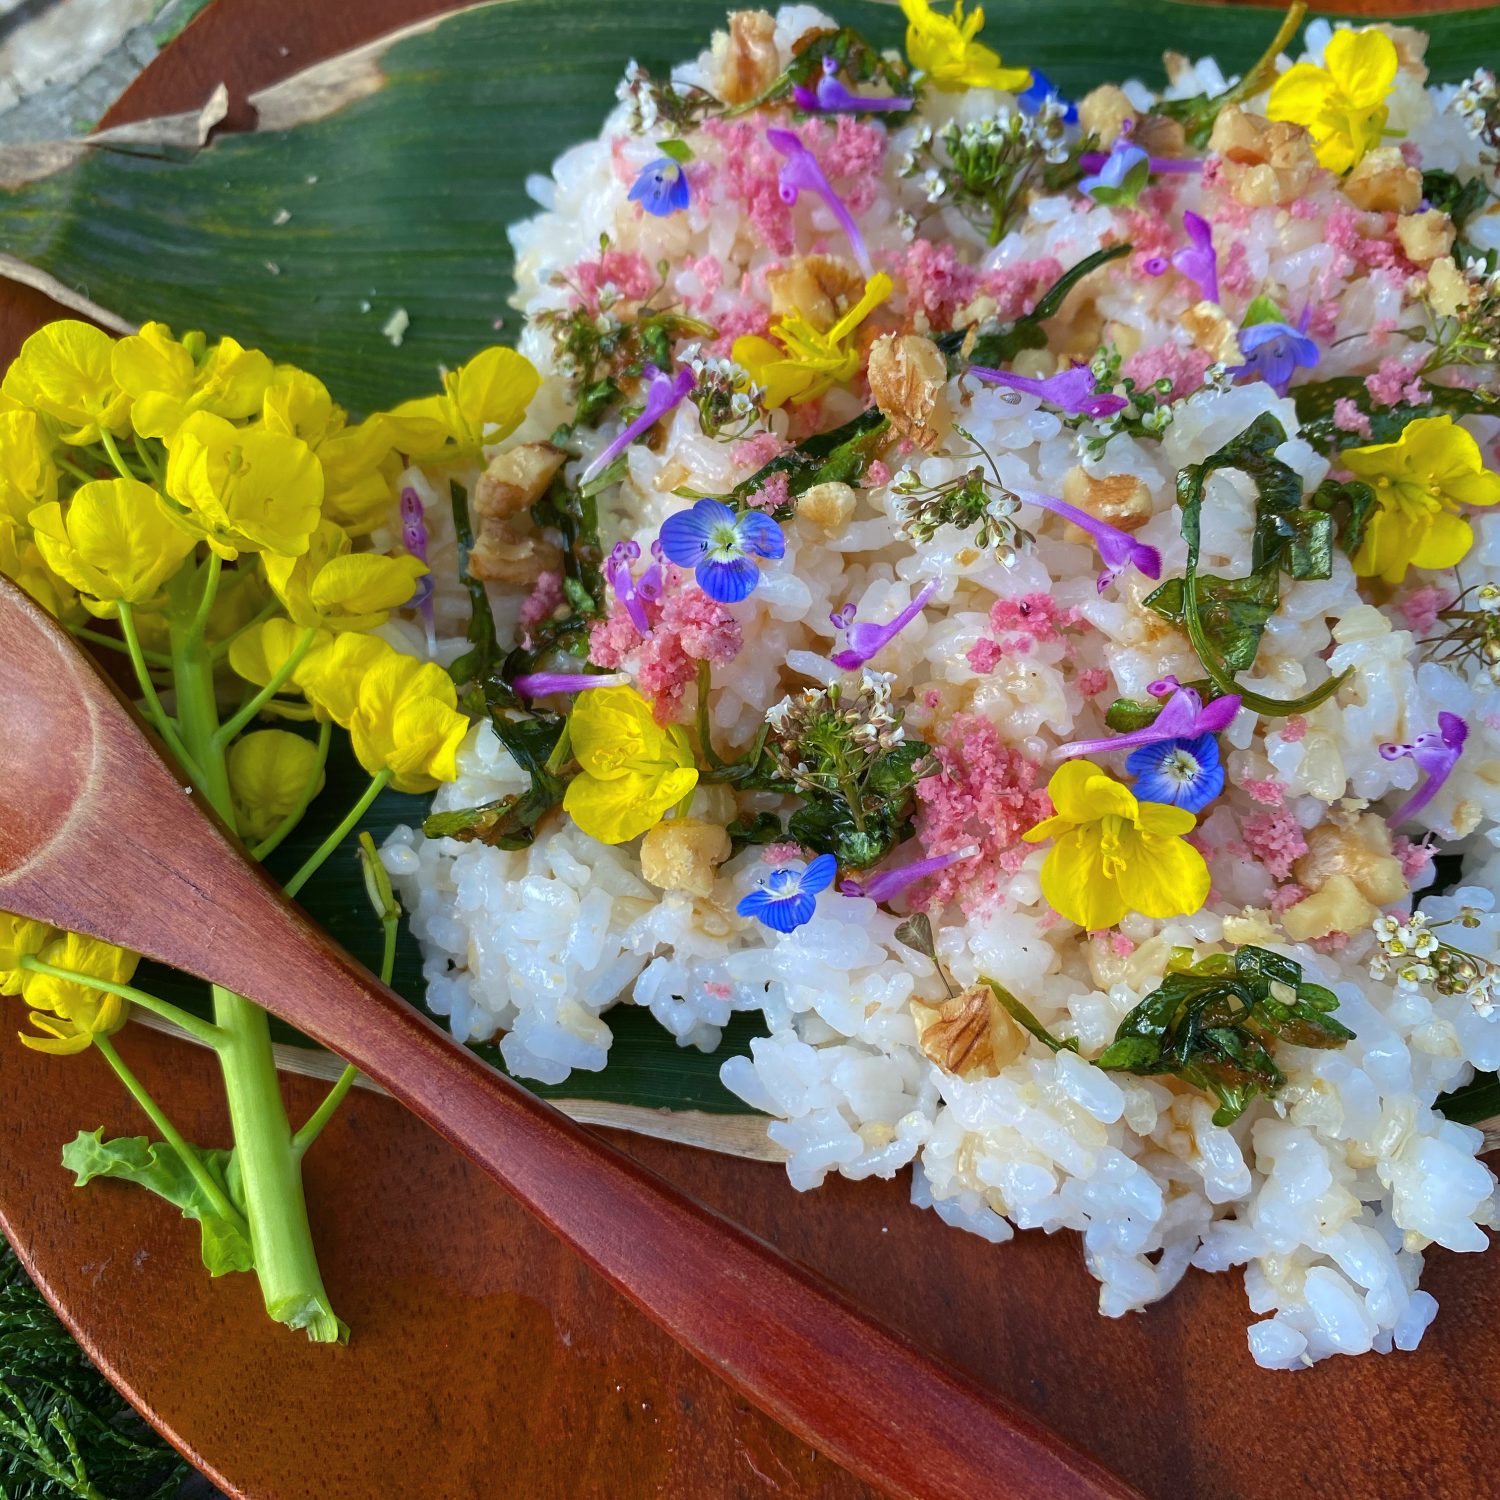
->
[1242, 809, 1308, 882]
[839, 843, 981, 905]
[1056, 685, 1240, 760]
[1391, 835, 1435, 883]
[1396, 585, 1451, 635]
[1281, 715, 1308, 743]
[1381, 712, 1468, 826]
[1243, 778, 1286, 809]
[703, 981, 733, 999]
[1017, 490, 1161, 594]
[864, 459, 891, 488]
[1332, 397, 1373, 438]
[766, 126, 871, 275]
[967, 638, 1005, 674]
[518, 570, 564, 645]
[829, 581, 937, 671]
[1077, 667, 1110, 697]
[762, 842, 803, 867]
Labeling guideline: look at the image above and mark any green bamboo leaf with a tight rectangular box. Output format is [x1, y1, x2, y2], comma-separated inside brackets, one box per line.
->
[0, 1, 1494, 413]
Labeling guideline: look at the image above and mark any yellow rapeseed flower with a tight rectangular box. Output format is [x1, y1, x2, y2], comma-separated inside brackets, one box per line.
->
[262, 518, 427, 632]
[0, 409, 57, 525]
[1022, 761, 1210, 931]
[0, 518, 74, 619]
[164, 410, 323, 559]
[0, 911, 55, 992]
[1345, 415, 1500, 584]
[261, 366, 341, 448]
[346, 651, 469, 792]
[313, 414, 403, 535]
[732, 273, 893, 409]
[29, 478, 197, 616]
[1, 320, 132, 444]
[113, 322, 273, 440]
[1266, 28, 1398, 174]
[18, 930, 136, 1056]
[385, 346, 541, 460]
[563, 684, 699, 845]
[228, 729, 327, 843]
[900, 0, 1031, 93]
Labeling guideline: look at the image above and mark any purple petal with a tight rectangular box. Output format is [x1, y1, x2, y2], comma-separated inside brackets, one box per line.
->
[512, 671, 628, 697]
[792, 82, 821, 109]
[767, 128, 871, 275]
[971, 365, 1126, 419]
[1171, 211, 1218, 303]
[581, 366, 697, 483]
[1056, 688, 1240, 761]
[840, 843, 977, 903]
[1439, 711, 1469, 751]
[733, 507, 786, 561]
[1381, 712, 1468, 824]
[829, 580, 936, 671]
[1023, 491, 1161, 591]
[659, 498, 734, 567]
[697, 555, 760, 603]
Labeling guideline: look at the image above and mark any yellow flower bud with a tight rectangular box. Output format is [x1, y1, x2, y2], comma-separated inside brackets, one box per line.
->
[18, 931, 136, 1056]
[116, 322, 274, 441]
[347, 651, 469, 792]
[228, 728, 326, 843]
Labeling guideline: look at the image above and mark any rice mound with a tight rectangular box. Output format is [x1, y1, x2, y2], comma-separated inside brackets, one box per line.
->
[382, 9, 1500, 1368]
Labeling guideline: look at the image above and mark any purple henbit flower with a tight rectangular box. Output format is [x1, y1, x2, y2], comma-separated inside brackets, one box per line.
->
[1057, 685, 1241, 761]
[792, 56, 913, 114]
[628, 157, 691, 217]
[970, 364, 1128, 420]
[1229, 308, 1319, 397]
[767, 127, 871, 276]
[829, 580, 938, 671]
[1019, 490, 1162, 594]
[604, 538, 664, 635]
[511, 671, 629, 698]
[400, 486, 437, 653]
[840, 843, 979, 904]
[581, 364, 696, 485]
[1381, 711, 1468, 825]
[1172, 210, 1218, 304]
[1148, 675, 1183, 698]
[658, 497, 785, 604]
[1141, 255, 1170, 277]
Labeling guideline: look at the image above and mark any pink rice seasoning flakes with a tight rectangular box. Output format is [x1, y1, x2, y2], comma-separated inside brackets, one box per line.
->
[385, 5, 1500, 1372]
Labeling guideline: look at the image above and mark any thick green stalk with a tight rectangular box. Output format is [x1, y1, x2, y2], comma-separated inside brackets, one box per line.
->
[170, 623, 344, 1343]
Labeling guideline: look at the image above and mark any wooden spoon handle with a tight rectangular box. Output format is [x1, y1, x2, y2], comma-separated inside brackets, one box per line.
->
[263, 932, 1137, 1500]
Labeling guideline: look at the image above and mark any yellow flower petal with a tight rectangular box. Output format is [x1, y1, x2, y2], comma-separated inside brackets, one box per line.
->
[563, 766, 700, 845]
[1409, 508, 1473, 572]
[1, 320, 131, 444]
[1134, 800, 1199, 838]
[0, 911, 55, 992]
[1325, 27, 1399, 110]
[901, 0, 1030, 92]
[1039, 827, 1128, 931]
[0, 408, 58, 525]
[387, 347, 541, 458]
[1352, 502, 1425, 583]
[1121, 827, 1211, 919]
[20, 931, 136, 1029]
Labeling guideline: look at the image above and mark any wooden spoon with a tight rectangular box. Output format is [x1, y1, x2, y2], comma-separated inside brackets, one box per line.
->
[0, 577, 1139, 1500]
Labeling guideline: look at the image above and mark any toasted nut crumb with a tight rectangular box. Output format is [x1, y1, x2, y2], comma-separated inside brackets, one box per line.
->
[1209, 106, 1320, 207]
[1179, 299, 1244, 364]
[867, 332, 948, 451]
[1342, 146, 1422, 214]
[1368, 21, 1429, 81]
[1292, 816, 1407, 906]
[711, 9, 780, 104]
[796, 480, 858, 536]
[474, 443, 566, 519]
[640, 818, 732, 899]
[1061, 465, 1154, 534]
[911, 984, 1026, 1077]
[1078, 84, 1137, 147]
[766, 254, 865, 329]
[1395, 209, 1456, 267]
[1426, 256, 1472, 319]
[1281, 874, 1379, 943]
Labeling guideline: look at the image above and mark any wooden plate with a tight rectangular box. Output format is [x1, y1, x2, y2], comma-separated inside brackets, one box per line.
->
[3, 3, 1500, 1496]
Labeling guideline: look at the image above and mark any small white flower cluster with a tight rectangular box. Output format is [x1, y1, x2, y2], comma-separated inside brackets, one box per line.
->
[1370, 910, 1500, 1017]
[681, 343, 764, 436]
[1454, 66, 1498, 148]
[616, 60, 660, 134]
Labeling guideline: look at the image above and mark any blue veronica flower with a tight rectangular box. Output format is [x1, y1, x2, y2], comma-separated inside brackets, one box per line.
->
[1229, 319, 1319, 397]
[1019, 70, 1078, 124]
[628, 157, 691, 217]
[658, 498, 785, 603]
[737, 854, 839, 933]
[1125, 733, 1225, 814]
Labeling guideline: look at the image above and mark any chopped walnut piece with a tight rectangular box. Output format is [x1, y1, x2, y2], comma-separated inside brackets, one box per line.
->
[1292, 815, 1408, 907]
[1426, 256, 1472, 319]
[765, 254, 866, 329]
[911, 984, 1025, 1078]
[1341, 146, 1422, 214]
[1281, 873, 1379, 943]
[711, 9, 780, 105]
[1396, 209, 1456, 267]
[1134, 113, 1188, 159]
[796, 480, 858, 537]
[1179, 299, 1244, 364]
[867, 333, 948, 451]
[1077, 84, 1138, 147]
[469, 442, 566, 585]
[1208, 106, 1320, 207]
[1061, 465, 1154, 534]
[640, 818, 731, 899]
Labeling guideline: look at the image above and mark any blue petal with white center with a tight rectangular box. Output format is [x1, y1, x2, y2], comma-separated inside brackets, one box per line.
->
[628, 157, 691, 217]
[1125, 733, 1224, 814]
[658, 498, 785, 603]
[737, 854, 839, 933]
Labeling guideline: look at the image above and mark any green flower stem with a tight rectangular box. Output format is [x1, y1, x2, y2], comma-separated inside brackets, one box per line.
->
[67, 624, 171, 667]
[283, 771, 392, 900]
[212, 627, 318, 751]
[291, 1065, 358, 1161]
[116, 603, 203, 784]
[184, 553, 223, 647]
[250, 719, 332, 862]
[18, 958, 226, 1048]
[170, 627, 343, 1343]
[543, 720, 572, 774]
[97, 430, 140, 484]
[93, 1034, 246, 1235]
